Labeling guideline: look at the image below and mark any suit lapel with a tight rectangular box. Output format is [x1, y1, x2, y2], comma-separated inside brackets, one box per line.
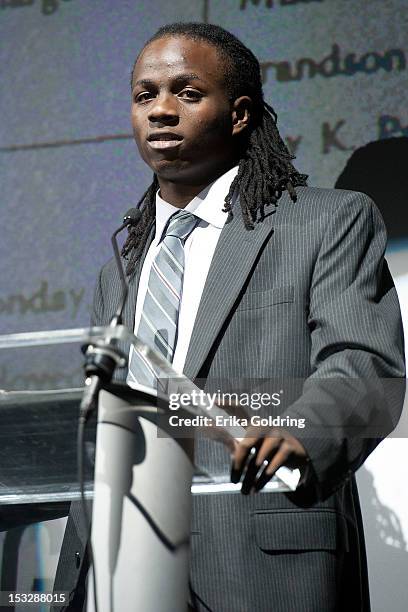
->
[183, 206, 275, 380]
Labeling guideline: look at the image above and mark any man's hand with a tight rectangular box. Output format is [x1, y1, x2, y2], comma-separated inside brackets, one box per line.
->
[230, 427, 310, 494]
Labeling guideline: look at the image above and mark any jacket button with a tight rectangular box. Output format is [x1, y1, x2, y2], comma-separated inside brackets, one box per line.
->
[75, 552, 81, 569]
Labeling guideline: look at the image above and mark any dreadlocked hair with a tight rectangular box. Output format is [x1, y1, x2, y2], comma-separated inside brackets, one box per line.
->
[122, 22, 308, 276]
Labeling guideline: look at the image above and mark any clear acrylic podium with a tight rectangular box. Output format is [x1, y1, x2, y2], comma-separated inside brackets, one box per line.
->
[0, 327, 300, 611]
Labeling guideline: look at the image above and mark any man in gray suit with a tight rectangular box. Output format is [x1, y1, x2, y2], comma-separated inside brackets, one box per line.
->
[54, 22, 405, 611]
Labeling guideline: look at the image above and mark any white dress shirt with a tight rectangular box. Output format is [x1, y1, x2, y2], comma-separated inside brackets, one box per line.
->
[130, 165, 239, 384]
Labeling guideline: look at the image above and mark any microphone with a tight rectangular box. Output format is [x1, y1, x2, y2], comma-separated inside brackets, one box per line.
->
[123, 207, 142, 228]
[110, 207, 142, 326]
[81, 206, 142, 411]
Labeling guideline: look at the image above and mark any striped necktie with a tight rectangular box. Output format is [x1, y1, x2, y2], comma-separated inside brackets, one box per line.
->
[128, 209, 200, 388]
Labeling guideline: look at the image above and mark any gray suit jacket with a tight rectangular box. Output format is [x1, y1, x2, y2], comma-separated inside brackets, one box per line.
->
[54, 186, 405, 611]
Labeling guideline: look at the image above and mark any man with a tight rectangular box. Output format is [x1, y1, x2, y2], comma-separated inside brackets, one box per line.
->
[54, 23, 405, 611]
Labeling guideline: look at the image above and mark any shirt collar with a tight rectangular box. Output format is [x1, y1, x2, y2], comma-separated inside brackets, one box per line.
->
[154, 165, 239, 241]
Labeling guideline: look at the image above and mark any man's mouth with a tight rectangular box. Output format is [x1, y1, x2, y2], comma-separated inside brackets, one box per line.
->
[147, 132, 184, 149]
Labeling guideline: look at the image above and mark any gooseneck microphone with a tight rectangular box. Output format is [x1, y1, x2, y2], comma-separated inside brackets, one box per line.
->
[110, 207, 142, 327]
[81, 206, 142, 414]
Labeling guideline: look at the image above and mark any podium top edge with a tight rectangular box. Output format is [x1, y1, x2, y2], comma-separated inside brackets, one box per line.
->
[0, 327, 105, 349]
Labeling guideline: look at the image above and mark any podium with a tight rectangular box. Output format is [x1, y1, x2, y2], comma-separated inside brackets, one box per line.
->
[0, 327, 300, 611]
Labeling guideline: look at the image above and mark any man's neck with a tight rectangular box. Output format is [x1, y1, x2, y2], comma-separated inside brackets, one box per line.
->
[157, 164, 237, 208]
[157, 183, 206, 208]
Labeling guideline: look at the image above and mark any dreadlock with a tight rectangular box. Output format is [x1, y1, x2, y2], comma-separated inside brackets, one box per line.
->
[122, 22, 307, 275]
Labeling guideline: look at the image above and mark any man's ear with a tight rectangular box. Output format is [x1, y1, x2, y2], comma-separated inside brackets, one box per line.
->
[232, 96, 252, 136]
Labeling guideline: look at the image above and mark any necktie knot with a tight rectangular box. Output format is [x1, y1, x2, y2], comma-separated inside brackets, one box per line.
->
[163, 210, 200, 243]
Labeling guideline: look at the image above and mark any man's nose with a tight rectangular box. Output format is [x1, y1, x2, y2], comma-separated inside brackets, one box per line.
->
[148, 92, 178, 124]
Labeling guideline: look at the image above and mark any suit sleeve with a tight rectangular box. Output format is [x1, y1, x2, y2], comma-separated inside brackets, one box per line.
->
[283, 190, 406, 500]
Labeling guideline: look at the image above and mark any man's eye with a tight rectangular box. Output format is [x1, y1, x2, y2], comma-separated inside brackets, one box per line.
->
[135, 92, 154, 103]
[179, 89, 202, 100]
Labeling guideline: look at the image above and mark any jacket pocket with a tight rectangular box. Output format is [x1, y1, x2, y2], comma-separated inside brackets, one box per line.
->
[252, 509, 350, 552]
[237, 285, 295, 311]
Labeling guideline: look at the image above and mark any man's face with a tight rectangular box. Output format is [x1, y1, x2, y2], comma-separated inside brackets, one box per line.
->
[131, 36, 244, 185]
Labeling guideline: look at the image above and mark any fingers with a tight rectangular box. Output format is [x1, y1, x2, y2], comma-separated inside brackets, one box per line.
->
[254, 436, 282, 467]
[241, 450, 261, 494]
[231, 436, 258, 471]
[231, 424, 274, 473]
[253, 441, 291, 493]
[239, 436, 282, 493]
[231, 434, 296, 494]
[254, 443, 291, 492]
[230, 438, 259, 484]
